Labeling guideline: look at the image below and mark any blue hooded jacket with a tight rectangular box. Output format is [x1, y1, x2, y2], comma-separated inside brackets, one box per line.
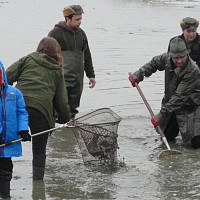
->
[0, 61, 29, 157]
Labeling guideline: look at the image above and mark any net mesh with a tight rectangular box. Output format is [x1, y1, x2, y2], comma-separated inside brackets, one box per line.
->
[71, 108, 122, 169]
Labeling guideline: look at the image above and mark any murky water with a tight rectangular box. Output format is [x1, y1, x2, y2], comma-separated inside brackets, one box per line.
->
[0, 0, 200, 199]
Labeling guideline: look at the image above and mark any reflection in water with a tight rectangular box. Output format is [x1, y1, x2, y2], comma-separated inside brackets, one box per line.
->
[45, 128, 114, 199]
[32, 180, 46, 200]
[155, 145, 200, 200]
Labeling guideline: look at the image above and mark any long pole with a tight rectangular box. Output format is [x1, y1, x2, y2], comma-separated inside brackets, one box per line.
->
[128, 73, 181, 157]
[0, 124, 68, 148]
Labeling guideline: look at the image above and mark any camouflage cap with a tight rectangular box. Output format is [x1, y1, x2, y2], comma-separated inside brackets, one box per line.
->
[180, 17, 199, 30]
[168, 37, 188, 58]
[63, 5, 84, 17]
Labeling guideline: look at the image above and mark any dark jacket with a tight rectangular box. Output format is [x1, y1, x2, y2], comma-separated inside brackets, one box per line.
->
[48, 21, 95, 78]
[132, 53, 200, 144]
[178, 33, 200, 68]
[6, 52, 71, 128]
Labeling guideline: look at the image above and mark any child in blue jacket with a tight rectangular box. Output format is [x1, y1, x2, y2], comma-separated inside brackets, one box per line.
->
[0, 61, 31, 198]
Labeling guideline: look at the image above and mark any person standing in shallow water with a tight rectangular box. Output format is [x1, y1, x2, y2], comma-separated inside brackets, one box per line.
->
[171, 17, 200, 67]
[48, 5, 96, 119]
[6, 37, 71, 180]
[129, 37, 200, 149]
[0, 61, 31, 199]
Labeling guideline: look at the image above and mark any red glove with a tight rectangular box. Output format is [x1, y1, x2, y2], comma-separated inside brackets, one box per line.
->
[129, 74, 139, 87]
[151, 112, 162, 128]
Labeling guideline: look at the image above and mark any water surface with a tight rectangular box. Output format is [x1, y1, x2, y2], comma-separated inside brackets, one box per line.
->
[0, 0, 200, 199]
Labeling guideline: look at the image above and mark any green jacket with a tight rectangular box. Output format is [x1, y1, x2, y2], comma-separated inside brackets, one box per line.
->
[48, 21, 95, 78]
[133, 53, 200, 144]
[6, 52, 71, 128]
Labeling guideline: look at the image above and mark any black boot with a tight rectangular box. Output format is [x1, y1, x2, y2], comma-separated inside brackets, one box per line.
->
[0, 182, 11, 199]
[33, 166, 45, 180]
[32, 153, 46, 180]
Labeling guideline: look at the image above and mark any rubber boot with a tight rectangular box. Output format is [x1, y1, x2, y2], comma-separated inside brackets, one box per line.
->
[0, 182, 11, 199]
[33, 166, 45, 180]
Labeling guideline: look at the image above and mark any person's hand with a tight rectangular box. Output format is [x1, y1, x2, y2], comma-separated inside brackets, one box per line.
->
[128, 73, 139, 87]
[89, 77, 96, 88]
[18, 130, 31, 142]
[67, 119, 75, 127]
[151, 112, 163, 128]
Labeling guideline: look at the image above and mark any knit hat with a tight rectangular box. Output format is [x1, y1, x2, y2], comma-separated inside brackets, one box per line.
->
[168, 37, 188, 58]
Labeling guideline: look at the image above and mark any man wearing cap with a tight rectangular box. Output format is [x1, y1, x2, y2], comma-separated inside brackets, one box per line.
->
[48, 5, 96, 119]
[172, 17, 200, 67]
[129, 37, 200, 149]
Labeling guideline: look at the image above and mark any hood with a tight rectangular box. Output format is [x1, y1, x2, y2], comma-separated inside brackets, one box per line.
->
[55, 21, 81, 33]
[28, 52, 62, 70]
[0, 60, 8, 86]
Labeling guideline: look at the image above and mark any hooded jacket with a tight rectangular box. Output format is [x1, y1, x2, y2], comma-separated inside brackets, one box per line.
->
[48, 21, 95, 78]
[133, 53, 200, 113]
[6, 52, 71, 128]
[0, 61, 28, 157]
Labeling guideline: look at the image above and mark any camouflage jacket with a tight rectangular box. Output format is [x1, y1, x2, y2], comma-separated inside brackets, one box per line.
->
[132, 53, 200, 143]
[132, 53, 200, 117]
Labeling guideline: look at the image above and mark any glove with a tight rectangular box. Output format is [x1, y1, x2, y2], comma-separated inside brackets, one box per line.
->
[151, 112, 163, 128]
[18, 130, 31, 142]
[128, 73, 140, 87]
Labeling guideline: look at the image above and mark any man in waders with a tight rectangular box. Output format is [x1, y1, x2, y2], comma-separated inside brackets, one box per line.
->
[171, 17, 200, 68]
[129, 37, 200, 149]
[48, 5, 96, 119]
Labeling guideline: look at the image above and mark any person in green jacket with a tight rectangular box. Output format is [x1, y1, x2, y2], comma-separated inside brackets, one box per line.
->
[6, 37, 71, 180]
[129, 37, 200, 149]
[48, 5, 96, 119]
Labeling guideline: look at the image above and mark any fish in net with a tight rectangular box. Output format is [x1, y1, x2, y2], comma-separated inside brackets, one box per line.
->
[71, 108, 122, 169]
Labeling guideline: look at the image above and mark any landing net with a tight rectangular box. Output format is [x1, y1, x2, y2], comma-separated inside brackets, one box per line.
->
[71, 108, 122, 169]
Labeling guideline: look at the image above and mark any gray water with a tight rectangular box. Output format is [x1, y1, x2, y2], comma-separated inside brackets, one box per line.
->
[0, 0, 200, 199]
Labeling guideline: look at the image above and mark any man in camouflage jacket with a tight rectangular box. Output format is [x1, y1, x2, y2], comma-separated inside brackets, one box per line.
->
[129, 37, 200, 148]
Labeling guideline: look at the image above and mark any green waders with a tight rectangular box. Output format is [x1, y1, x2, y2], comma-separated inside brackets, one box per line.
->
[61, 30, 85, 119]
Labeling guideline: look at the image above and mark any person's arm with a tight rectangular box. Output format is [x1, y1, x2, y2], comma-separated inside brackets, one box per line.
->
[82, 31, 95, 79]
[132, 53, 167, 82]
[16, 88, 29, 131]
[6, 57, 26, 85]
[15, 88, 31, 141]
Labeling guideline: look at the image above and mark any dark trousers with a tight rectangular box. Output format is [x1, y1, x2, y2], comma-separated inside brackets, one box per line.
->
[66, 87, 79, 118]
[164, 112, 179, 141]
[164, 112, 200, 148]
[0, 158, 13, 182]
[26, 107, 50, 167]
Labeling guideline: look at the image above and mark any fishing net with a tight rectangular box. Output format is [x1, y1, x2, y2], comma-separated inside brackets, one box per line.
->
[71, 108, 122, 169]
